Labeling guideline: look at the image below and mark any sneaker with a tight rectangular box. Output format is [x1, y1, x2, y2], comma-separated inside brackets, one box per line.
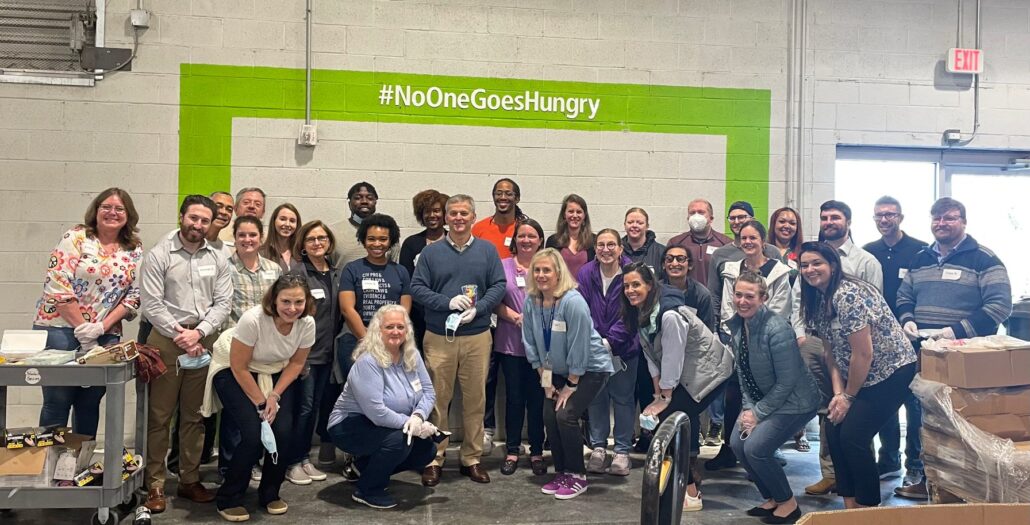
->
[554, 475, 588, 500]
[586, 447, 607, 474]
[878, 462, 902, 480]
[607, 453, 631, 476]
[901, 468, 924, 487]
[633, 430, 652, 453]
[265, 499, 288, 515]
[352, 490, 397, 509]
[541, 473, 568, 495]
[301, 461, 327, 481]
[683, 490, 702, 512]
[286, 464, 312, 485]
[317, 442, 336, 467]
[218, 506, 250, 522]
[894, 479, 928, 500]
[483, 429, 495, 456]
[342, 462, 361, 482]
[704, 423, 723, 446]
[251, 467, 262, 482]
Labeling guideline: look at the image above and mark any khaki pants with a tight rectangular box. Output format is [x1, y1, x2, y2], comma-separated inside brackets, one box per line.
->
[145, 330, 217, 488]
[799, 335, 835, 479]
[423, 330, 492, 467]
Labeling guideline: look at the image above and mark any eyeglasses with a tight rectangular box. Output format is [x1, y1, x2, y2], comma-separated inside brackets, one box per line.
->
[304, 235, 330, 244]
[931, 215, 963, 224]
[664, 255, 689, 263]
[728, 214, 751, 223]
[99, 204, 127, 215]
[874, 212, 900, 220]
[595, 242, 619, 251]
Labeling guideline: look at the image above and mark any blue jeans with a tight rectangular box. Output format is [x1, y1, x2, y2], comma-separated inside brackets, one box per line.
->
[328, 414, 436, 497]
[876, 391, 923, 472]
[730, 410, 816, 503]
[707, 390, 726, 425]
[288, 362, 334, 466]
[33, 325, 118, 437]
[587, 355, 639, 454]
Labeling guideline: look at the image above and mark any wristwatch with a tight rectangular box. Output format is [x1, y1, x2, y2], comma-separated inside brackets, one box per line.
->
[256, 402, 267, 411]
[565, 380, 579, 391]
[656, 393, 671, 402]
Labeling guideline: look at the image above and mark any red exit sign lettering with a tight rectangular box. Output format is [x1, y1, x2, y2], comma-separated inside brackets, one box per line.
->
[947, 48, 984, 74]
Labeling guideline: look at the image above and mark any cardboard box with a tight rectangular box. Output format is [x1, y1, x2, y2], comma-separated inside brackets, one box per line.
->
[796, 504, 1030, 525]
[921, 346, 1030, 388]
[967, 414, 1030, 441]
[949, 385, 1030, 417]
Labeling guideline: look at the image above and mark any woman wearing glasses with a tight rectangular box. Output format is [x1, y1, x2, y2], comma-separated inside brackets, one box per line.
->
[660, 245, 716, 331]
[727, 271, 818, 524]
[283, 221, 342, 485]
[33, 188, 143, 438]
[622, 262, 733, 512]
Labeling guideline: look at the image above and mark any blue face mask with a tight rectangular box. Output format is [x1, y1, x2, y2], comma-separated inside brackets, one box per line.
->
[639, 413, 659, 431]
[445, 313, 461, 342]
[176, 352, 210, 374]
[260, 420, 278, 464]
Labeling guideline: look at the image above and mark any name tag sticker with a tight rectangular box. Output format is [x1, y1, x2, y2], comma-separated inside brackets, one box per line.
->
[540, 367, 552, 387]
[706, 245, 717, 255]
[898, 268, 908, 279]
[311, 288, 326, 299]
[942, 269, 962, 280]
[198, 265, 216, 277]
[361, 279, 380, 291]
[504, 236, 512, 246]
[515, 275, 526, 288]
[551, 320, 567, 332]
[261, 270, 278, 280]
[411, 378, 422, 392]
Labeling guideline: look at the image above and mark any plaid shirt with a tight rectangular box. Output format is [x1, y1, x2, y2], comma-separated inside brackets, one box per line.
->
[228, 254, 281, 325]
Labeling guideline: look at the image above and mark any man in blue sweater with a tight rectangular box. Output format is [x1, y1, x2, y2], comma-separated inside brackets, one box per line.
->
[895, 197, 1012, 500]
[411, 195, 507, 486]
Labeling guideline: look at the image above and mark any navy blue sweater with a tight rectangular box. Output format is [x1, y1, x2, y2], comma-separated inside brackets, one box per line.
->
[410, 237, 507, 336]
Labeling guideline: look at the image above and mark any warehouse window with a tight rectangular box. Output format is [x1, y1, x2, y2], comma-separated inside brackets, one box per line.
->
[0, 0, 103, 86]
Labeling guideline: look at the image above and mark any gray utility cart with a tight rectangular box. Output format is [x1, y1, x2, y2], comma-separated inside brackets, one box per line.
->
[0, 362, 146, 524]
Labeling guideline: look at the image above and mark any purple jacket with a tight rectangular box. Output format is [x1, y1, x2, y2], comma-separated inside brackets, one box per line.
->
[575, 256, 640, 360]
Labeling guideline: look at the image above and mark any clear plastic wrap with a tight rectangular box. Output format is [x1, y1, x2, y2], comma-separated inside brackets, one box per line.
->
[911, 374, 1030, 502]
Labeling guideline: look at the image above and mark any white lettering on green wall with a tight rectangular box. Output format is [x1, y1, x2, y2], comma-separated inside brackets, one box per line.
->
[379, 84, 601, 120]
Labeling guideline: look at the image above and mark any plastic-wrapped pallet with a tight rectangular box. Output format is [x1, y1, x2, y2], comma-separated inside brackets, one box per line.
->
[911, 375, 1030, 503]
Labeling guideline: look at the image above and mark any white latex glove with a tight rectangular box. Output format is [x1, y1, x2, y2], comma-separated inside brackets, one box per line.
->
[416, 420, 438, 439]
[73, 322, 105, 349]
[458, 307, 477, 325]
[902, 321, 920, 341]
[937, 327, 956, 340]
[402, 414, 423, 436]
[449, 294, 472, 311]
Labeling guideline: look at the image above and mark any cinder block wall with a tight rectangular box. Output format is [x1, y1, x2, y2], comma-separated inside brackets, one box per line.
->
[2, 0, 1029, 443]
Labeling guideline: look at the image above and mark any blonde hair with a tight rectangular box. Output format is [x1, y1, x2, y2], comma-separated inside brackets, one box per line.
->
[351, 304, 419, 372]
[526, 248, 577, 300]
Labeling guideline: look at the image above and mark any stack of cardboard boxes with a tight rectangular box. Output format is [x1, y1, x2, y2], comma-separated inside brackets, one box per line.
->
[914, 335, 1030, 503]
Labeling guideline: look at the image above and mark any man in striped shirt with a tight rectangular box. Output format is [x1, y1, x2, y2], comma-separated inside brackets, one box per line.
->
[894, 196, 1012, 500]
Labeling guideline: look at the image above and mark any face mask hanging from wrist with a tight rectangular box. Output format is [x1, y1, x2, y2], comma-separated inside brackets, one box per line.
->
[445, 313, 461, 343]
[260, 420, 278, 464]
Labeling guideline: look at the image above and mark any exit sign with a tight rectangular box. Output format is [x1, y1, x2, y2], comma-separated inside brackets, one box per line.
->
[947, 48, 984, 74]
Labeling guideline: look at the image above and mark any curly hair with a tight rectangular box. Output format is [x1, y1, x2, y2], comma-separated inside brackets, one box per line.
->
[411, 189, 450, 227]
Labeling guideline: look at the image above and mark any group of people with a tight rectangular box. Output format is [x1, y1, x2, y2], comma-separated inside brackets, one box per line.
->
[31, 178, 1012, 523]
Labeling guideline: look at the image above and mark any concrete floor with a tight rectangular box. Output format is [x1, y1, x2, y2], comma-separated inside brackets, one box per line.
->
[5, 440, 921, 524]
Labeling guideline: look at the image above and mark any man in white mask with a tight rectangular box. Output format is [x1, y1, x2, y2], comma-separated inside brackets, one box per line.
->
[668, 198, 733, 286]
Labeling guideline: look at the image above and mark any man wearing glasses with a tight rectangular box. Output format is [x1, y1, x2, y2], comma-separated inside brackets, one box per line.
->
[894, 197, 1012, 500]
[862, 196, 927, 489]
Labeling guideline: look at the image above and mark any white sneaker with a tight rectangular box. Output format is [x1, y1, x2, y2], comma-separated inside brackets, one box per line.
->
[301, 461, 327, 481]
[607, 453, 631, 476]
[586, 447, 607, 474]
[251, 466, 262, 482]
[483, 430, 495, 456]
[286, 464, 312, 485]
[683, 491, 702, 512]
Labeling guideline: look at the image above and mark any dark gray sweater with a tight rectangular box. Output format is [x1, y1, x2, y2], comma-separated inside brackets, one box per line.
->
[410, 237, 507, 336]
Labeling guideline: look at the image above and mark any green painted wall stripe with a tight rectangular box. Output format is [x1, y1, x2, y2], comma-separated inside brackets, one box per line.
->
[178, 64, 771, 221]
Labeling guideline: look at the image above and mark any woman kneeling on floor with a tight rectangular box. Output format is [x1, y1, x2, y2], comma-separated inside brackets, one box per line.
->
[727, 271, 819, 524]
[205, 275, 316, 522]
[327, 304, 438, 509]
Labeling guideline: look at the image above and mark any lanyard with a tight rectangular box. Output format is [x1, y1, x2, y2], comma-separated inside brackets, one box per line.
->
[540, 301, 557, 354]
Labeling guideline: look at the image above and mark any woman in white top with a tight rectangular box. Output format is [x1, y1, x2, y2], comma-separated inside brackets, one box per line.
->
[209, 275, 316, 522]
[718, 220, 793, 333]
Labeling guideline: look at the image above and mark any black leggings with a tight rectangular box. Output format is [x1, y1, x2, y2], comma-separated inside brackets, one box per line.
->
[658, 380, 727, 484]
[826, 363, 916, 506]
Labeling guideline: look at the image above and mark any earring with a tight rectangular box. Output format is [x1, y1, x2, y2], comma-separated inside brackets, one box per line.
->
[301, 248, 308, 256]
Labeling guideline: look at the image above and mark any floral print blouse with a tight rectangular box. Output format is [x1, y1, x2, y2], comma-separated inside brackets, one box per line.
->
[34, 227, 143, 334]
[813, 278, 916, 388]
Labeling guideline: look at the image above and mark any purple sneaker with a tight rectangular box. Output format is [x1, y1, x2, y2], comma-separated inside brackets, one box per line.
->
[541, 473, 567, 495]
[555, 475, 588, 499]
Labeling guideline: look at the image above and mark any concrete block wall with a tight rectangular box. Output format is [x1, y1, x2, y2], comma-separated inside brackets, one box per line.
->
[2, 0, 1030, 441]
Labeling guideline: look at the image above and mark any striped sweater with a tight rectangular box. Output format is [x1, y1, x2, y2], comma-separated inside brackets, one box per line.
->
[896, 235, 1011, 338]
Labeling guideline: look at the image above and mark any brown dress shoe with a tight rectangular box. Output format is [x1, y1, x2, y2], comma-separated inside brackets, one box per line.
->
[459, 464, 491, 483]
[421, 465, 442, 487]
[177, 481, 216, 503]
[144, 487, 166, 513]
